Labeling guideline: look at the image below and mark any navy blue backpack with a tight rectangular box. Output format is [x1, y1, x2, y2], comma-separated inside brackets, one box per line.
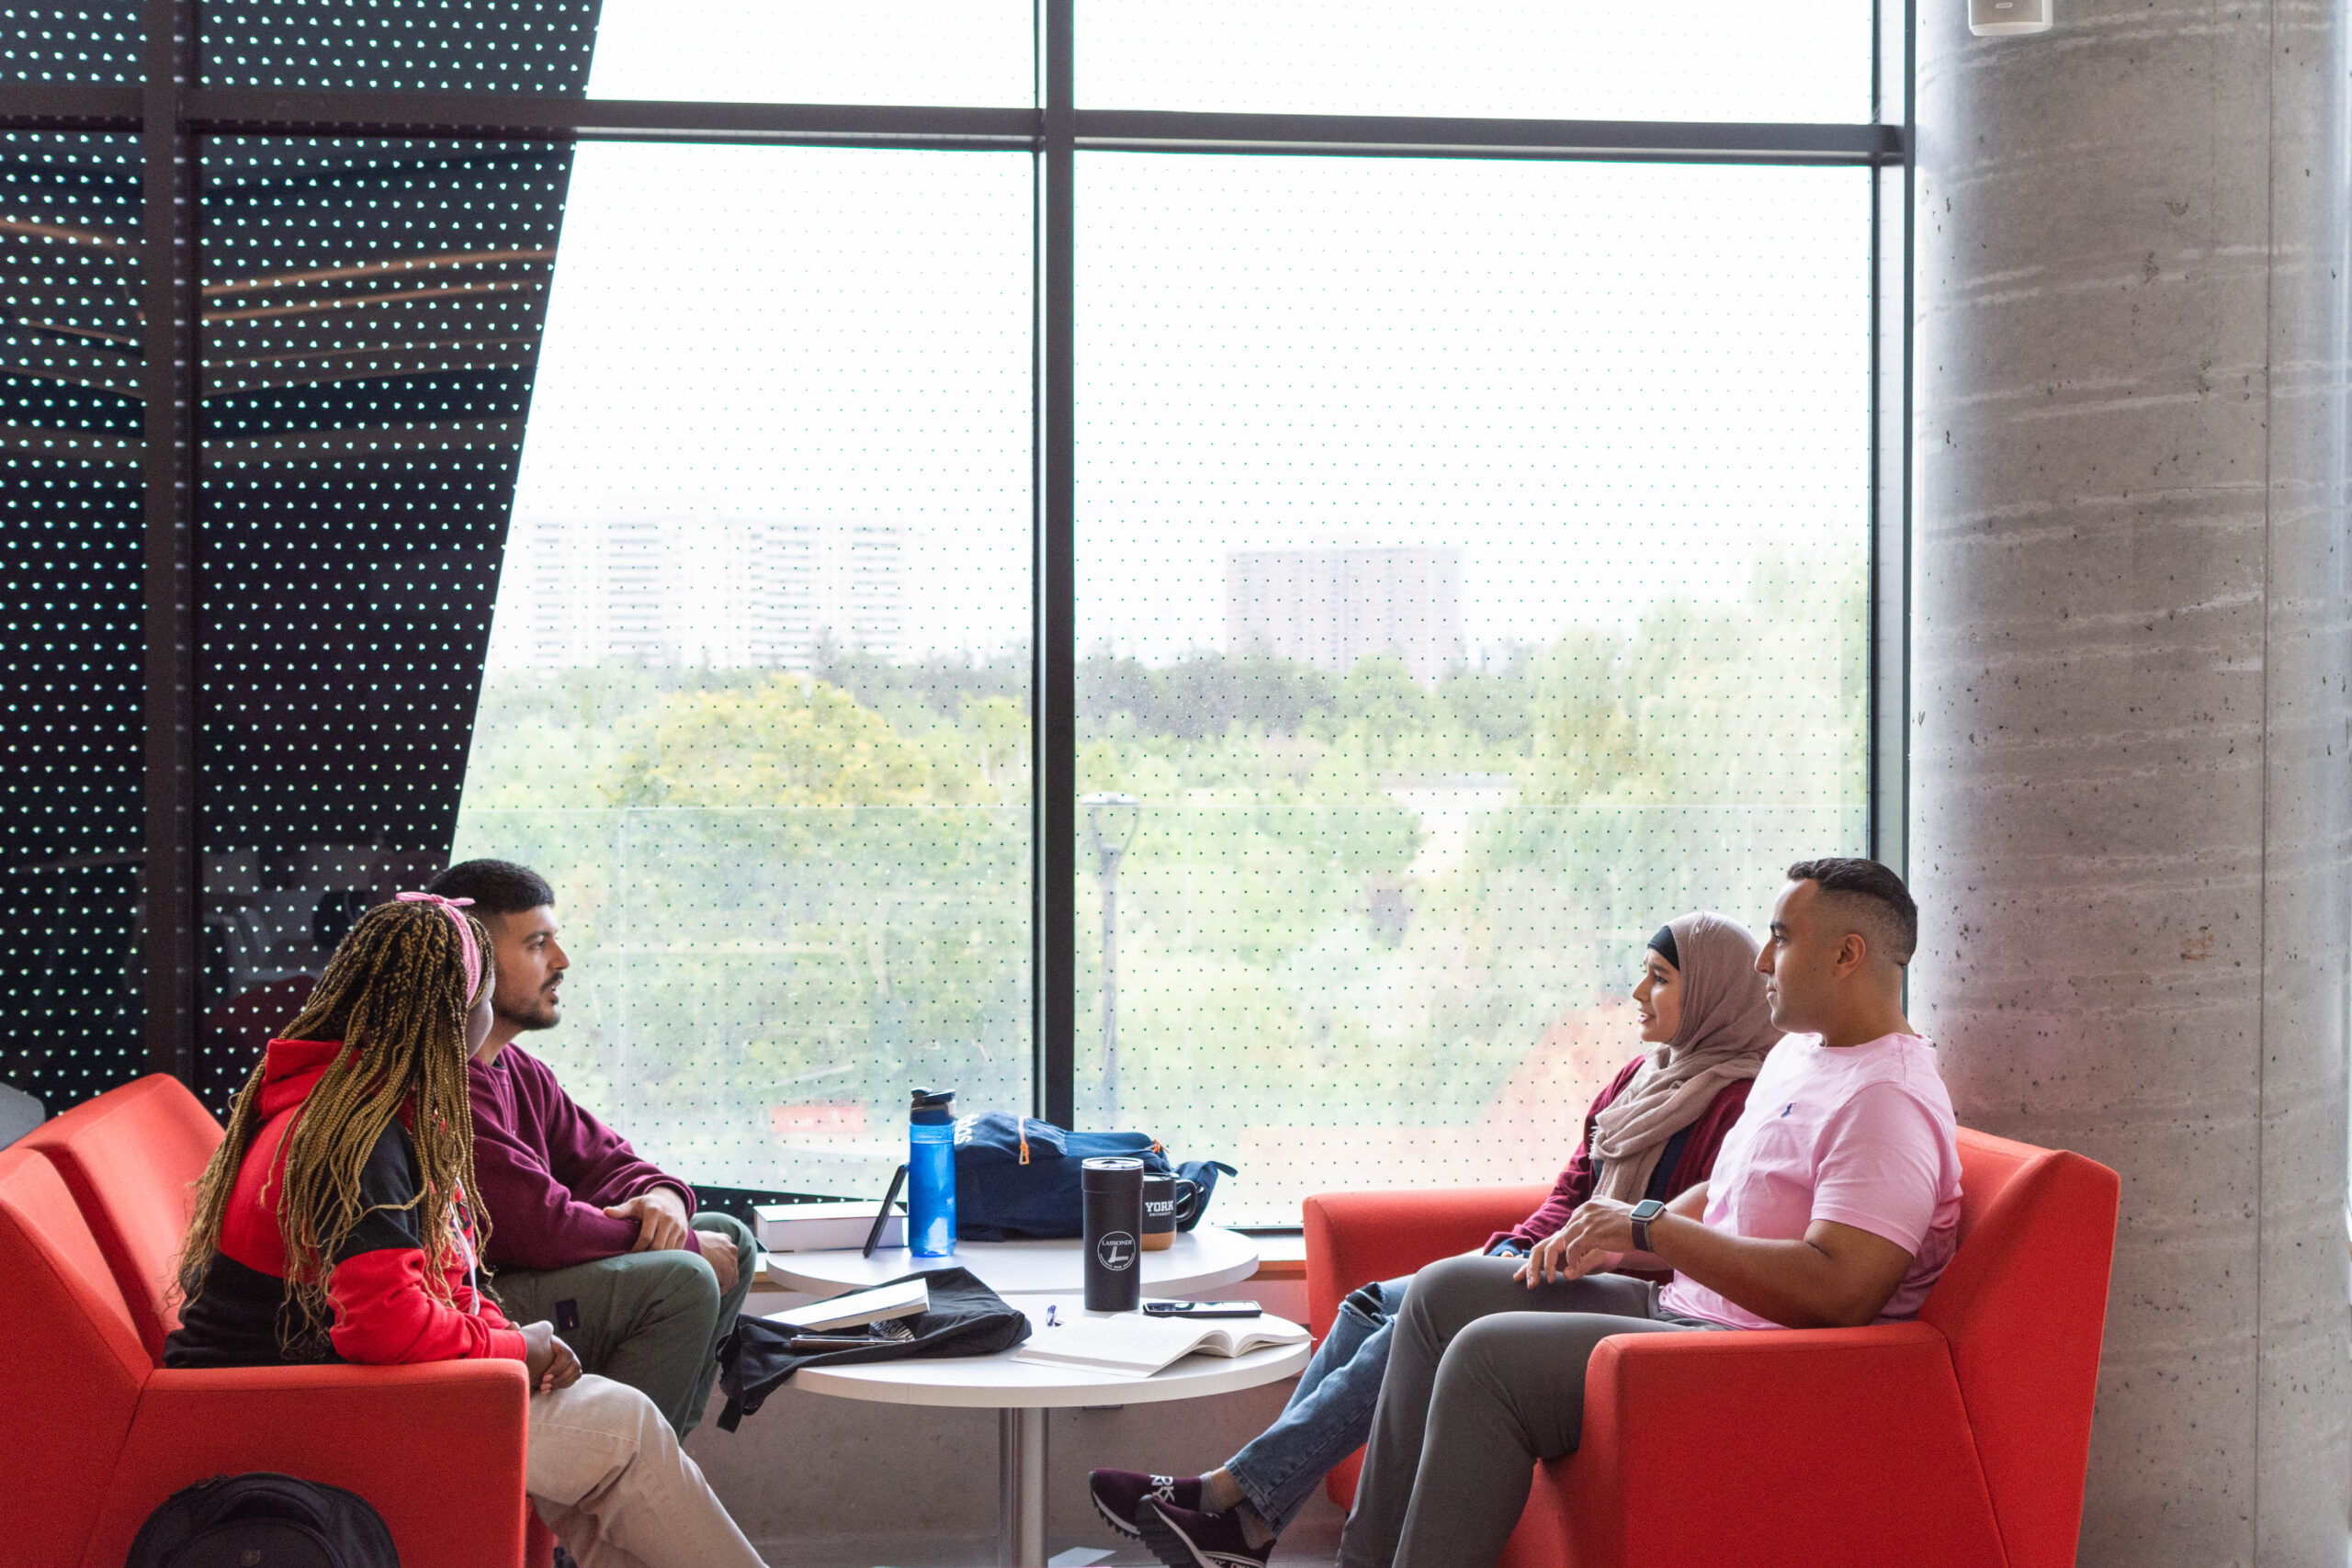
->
[951, 1112, 1235, 1241]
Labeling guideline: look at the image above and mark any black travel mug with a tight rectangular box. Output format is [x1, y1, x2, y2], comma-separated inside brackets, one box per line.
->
[1081, 1156, 1145, 1312]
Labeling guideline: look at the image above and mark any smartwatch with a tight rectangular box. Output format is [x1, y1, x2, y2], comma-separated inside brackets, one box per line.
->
[1628, 1198, 1667, 1253]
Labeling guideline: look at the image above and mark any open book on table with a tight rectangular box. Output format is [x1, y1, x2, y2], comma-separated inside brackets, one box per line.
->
[1012, 1312, 1309, 1379]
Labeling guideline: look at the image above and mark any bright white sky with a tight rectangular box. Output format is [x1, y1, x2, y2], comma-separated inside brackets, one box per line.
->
[582, 0, 1871, 120]
[494, 3, 1871, 669]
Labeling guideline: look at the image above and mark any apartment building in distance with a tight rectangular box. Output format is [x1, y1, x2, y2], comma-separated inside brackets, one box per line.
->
[495, 515, 906, 671]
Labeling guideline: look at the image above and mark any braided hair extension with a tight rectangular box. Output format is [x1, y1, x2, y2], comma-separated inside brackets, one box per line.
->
[175, 897, 494, 1348]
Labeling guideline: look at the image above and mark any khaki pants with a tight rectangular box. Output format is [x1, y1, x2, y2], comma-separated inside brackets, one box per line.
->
[492, 1212, 757, 1438]
[526, 1373, 766, 1568]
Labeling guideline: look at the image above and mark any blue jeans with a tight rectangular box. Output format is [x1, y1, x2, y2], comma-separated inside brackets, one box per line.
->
[1226, 1243, 1526, 1534]
[1224, 1277, 1408, 1532]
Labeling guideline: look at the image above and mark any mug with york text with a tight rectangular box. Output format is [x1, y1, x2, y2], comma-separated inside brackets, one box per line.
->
[1139, 1172, 1202, 1250]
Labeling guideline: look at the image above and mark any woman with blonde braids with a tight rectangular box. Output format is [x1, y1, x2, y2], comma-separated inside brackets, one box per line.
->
[167, 894, 768, 1568]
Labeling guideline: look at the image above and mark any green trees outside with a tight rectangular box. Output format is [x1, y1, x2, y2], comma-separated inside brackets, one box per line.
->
[452, 545, 1864, 1217]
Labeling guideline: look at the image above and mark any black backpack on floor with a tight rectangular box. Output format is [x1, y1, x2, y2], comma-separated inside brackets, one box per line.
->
[126, 1472, 400, 1568]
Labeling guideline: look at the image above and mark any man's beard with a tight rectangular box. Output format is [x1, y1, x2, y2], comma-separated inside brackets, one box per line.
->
[498, 993, 561, 1032]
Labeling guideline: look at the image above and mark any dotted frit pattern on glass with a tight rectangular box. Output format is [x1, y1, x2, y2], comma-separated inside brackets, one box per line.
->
[0, 3, 140, 85]
[0, 132, 143, 1111]
[203, 0, 597, 92]
[451, 145, 1035, 1201]
[1074, 154, 1871, 1225]
[1079, 0, 1871, 124]
[584, 0, 1032, 108]
[194, 137, 574, 1113]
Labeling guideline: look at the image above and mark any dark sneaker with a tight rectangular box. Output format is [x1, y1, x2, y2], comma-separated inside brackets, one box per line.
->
[1088, 1470, 1206, 1540]
[1138, 1496, 1274, 1568]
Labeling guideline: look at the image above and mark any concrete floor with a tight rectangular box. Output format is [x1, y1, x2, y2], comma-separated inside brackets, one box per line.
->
[692, 1376, 1346, 1568]
[741, 1499, 1342, 1568]
[695, 1274, 1335, 1568]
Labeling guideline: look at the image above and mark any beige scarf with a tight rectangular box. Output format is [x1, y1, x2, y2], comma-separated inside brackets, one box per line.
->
[1589, 910, 1782, 1205]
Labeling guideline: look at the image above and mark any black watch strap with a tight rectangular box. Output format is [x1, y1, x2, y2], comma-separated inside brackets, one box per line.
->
[1629, 1199, 1666, 1253]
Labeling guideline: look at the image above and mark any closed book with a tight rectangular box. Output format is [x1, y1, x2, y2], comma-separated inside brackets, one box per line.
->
[754, 1201, 906, 1251]
[762, 1277, 932, 1334]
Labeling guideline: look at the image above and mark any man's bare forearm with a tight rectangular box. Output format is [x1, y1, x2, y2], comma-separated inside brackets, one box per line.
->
[1643, 1213, 1895, 1329]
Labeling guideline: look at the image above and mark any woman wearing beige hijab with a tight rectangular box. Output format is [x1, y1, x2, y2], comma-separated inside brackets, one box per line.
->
[1089, 910, 1781, 1568]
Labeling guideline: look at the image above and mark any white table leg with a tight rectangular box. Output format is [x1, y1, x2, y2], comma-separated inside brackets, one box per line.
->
[998, 1406, 1046, 1567]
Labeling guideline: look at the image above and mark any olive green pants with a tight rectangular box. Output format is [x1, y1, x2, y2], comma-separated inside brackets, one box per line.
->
[491, 1212, 758, 1440]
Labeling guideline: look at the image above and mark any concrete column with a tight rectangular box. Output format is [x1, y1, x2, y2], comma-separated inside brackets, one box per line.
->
[1912, 2, 2352, 1563]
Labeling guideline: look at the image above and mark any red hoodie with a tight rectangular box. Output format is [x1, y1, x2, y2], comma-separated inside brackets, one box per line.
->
[165, 1039, 528, 1369]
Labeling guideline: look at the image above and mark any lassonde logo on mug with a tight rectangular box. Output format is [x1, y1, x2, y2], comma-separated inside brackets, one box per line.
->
[1096, 1231, 1137, 1270]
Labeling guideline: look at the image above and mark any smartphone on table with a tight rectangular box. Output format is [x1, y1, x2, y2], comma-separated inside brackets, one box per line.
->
[1142, 1300, 1261, 1318]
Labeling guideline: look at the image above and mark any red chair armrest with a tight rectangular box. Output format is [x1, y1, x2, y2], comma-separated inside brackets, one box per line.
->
[1564, 1323, 2006, 1568]
[89, 1359, 534, 1568]
[1303, 1186, 1551, 1336]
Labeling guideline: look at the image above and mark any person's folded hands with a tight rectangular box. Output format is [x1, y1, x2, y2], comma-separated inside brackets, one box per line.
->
[544, 1333, 582, 1391]
[1517, 1196, 1635, 1286]
[1516, 1225, 1568, 1286]
[605, 1187, 695, 1253]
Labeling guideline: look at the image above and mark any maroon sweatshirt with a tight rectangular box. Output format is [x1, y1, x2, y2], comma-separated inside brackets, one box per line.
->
[467, 1043, 696, 1271]
[1487, 1054, 1757, 1273]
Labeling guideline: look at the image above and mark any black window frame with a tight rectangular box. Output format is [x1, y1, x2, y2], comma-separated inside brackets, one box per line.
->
[0, 0, 1915, 1127]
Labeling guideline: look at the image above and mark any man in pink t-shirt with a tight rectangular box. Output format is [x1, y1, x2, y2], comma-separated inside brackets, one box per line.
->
[1331, 859, 1962, 1568]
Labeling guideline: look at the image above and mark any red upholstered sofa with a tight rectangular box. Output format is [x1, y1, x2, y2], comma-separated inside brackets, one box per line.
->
[1305, 1127, 2120, 1568]
[20, 1074, 228, 1360]
[4, 1074, 542, 1568]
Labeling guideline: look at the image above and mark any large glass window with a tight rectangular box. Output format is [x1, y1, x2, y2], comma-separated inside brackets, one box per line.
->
[19, 3, 1894, 1224]
[585, 0, 1032, 107]
[1079, 0, 1872, 123]
[452, 145, 1035, 1196]
[1075, 155, 1869, 1224]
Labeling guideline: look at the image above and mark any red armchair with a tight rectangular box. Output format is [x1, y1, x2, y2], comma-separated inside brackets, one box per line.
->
[20, 1073, 224, 1359]
[1304, 1127, 2120, 1568]
[4, 1076, 541, 1568]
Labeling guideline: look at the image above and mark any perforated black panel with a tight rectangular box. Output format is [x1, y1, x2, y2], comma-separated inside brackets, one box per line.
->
[194, 136, 574, 1111]
[203, 0, 600, 92]
[0, 131, 144, 1111]
[0, 4, 141, 85]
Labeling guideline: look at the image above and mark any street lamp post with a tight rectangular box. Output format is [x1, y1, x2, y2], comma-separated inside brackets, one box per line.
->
[1082, 792, 1141, 1125]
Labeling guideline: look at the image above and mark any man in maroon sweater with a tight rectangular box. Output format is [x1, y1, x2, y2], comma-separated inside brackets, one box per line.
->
[430, 859, 758, 1439]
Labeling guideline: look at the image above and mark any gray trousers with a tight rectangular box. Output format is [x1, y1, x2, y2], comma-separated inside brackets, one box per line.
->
[1336, 1255, 1719, 1568]
[492, 1212, 758, 1440]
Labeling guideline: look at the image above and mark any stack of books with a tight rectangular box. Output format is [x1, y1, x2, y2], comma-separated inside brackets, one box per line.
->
[752, 1200, 905, 1252]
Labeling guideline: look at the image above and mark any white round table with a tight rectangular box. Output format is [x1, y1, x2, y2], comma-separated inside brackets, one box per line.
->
[795, 1294, 1311, 1568]
[767, 1224, 1259, 1299]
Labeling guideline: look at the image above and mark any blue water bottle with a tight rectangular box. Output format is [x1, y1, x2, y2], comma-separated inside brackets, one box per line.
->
[908, 1088, 957, 1258]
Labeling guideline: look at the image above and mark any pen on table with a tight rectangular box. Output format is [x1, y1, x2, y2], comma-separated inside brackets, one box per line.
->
[788, 1334, 891, 1352]
[1046, 1304, 1059, 1327]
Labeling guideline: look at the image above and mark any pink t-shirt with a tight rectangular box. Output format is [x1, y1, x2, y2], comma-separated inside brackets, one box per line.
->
[1658, 1032, 1962, 1330]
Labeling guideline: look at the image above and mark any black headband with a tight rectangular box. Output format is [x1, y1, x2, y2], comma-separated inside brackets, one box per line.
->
[1648, 925, 1679, 970]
